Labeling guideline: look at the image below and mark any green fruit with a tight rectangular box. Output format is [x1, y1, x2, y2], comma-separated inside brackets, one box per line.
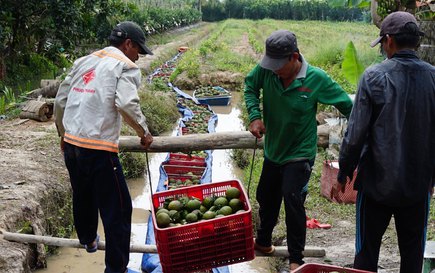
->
[168, 200, 183, 211]
[202, 196, 215, 209]
[186, 199, 201, 211]
[178, 196, 190, 206]
[214, 196, 229, 208]
[209, 205, 219, 212]
[191, 209, 203, 220]
[156, 212, 171, 228]
[179, 209, 188, 220]
[202, 211, 216, 220]
[168, 210, 181, 222]
[229, 198, 244, 212]
[225, 187, 241, 199]
[156, 208, 169, 216]
[185, 213, 198, 223]
[163, 197, 174, 209]
[199, 205, 208, 213]
[218, 206, 233, 216]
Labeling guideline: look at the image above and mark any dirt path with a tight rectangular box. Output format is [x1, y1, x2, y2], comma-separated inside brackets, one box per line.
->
[0, 119, 70, 273]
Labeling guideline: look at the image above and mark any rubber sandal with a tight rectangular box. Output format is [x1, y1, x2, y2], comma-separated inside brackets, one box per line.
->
[306, 216, 332, 229]
[84, 234, 99, 253]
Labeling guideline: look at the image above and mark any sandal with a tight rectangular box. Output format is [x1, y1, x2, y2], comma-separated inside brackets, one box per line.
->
[306, 216, 332, 229]
[84, 234, 99, 253]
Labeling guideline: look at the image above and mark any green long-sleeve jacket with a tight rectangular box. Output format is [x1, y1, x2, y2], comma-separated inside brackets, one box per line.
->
[244, 57, 353, 165]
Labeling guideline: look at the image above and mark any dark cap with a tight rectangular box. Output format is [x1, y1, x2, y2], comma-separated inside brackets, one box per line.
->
[370, 11, 424, 47]
[110, 21, 153, 55]
[260, 30, 298, 71]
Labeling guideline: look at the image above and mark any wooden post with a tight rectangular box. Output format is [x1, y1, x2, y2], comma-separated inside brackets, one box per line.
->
[1, 230, 325, 257]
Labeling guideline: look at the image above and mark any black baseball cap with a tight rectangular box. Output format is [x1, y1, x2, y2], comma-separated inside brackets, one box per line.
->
[260, 30, 298, 71]
[110, 21, 153, 55]
[370, 11, 424, 47]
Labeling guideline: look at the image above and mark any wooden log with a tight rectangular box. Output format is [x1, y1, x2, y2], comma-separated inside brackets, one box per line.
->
[27, 80, 60, 98]
[40, 79, 61, 88]
[119, 130, 331, 152]
[19, 100, 51, 122]
[1, 230, 157, 254]
[119, 131, 264, 152]
[1, 230, 325, 257]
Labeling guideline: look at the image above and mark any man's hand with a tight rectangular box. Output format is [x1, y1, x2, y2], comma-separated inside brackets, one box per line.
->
[331, 179, 347, 203]
[249, 119, 266, 139]
[140, 133, 153, 149]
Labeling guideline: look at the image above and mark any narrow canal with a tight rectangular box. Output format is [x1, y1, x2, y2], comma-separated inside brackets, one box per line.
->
[37, 92, 270, 273]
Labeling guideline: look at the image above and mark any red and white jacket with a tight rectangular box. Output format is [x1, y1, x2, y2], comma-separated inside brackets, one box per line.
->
[54, 46, 149, 153]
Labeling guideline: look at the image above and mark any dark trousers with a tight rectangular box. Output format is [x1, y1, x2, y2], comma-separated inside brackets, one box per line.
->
[256, 158, 313, 265]
[354, 192, 430, 273]
[63, 142, 132, 273]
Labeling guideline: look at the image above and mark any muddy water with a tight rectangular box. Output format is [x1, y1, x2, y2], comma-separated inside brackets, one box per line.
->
[37, 92, 271, 273]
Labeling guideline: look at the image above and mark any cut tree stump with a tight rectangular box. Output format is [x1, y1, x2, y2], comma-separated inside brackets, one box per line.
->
[19, 100, 52, 122]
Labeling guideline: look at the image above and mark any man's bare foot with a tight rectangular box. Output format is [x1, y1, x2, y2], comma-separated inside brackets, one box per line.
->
[289, 262, 301, 272]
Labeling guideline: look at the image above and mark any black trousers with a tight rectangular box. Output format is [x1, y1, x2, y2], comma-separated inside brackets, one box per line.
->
[64, 142, 132, 273]
[255, 158, 313, 265]
[354, 192, 430, 273]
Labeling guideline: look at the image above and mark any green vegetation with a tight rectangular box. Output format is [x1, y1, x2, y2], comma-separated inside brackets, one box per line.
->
[0, 0, 201, 115]
[202, 0, 368, 22]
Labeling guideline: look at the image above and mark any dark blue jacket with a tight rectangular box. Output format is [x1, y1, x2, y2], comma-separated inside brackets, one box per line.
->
[338, 50, 435, 206]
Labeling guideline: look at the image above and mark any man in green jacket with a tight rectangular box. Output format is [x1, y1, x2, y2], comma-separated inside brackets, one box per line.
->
[244, 29, 353, 271]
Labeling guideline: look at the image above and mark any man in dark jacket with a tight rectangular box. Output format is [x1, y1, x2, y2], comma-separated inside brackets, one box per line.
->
[332, 11, 435, 273]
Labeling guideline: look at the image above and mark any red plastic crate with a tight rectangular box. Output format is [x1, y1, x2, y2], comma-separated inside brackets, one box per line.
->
[320, 160, 358, 204]
[293, 263, 374, 273]
[167, 153, 206, 167]
[169, 153, 206, 161]
[151, 180, 254, 273]
[163, 164, 205, 177]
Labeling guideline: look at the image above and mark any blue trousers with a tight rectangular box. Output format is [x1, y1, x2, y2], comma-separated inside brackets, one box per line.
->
[255, 158, 313, 265]
[64, 142, 132, 273]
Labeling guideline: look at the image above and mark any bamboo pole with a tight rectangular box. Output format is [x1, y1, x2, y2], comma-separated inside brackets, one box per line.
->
[1, 230, 325, 257]
[119, 131, 263, 153]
